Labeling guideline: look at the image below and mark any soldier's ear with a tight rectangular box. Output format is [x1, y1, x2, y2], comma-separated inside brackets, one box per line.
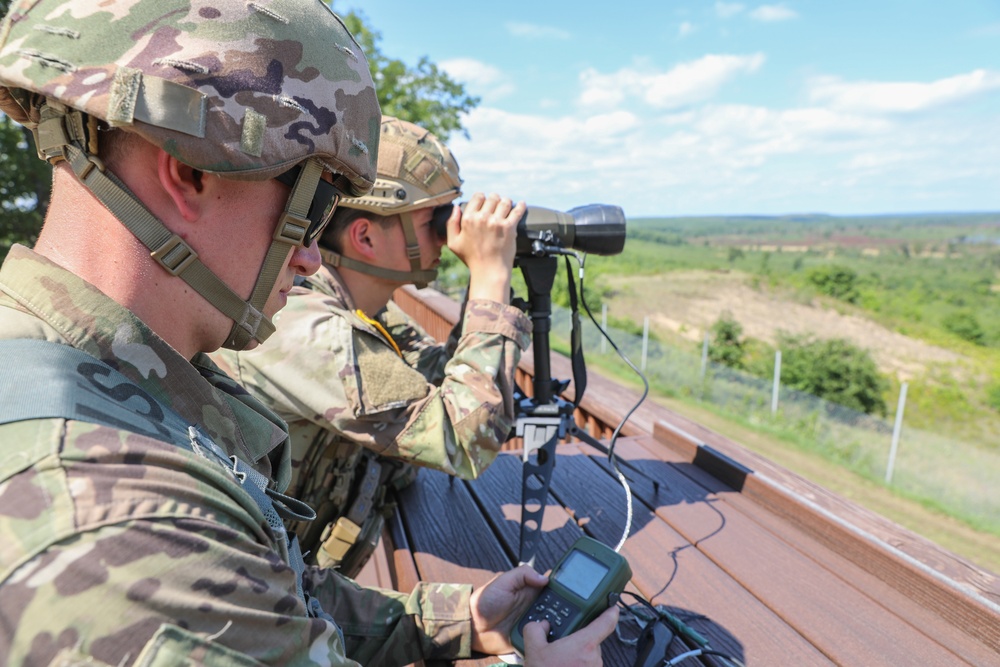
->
[157, 150, 210, 223]
[344, 216, 379, 260]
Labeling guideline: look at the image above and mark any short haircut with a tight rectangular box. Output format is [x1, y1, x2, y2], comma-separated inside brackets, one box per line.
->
[320, 207, 397, 253]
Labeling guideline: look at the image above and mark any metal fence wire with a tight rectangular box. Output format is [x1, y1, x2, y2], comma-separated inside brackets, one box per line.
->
[550, 305, 1000, 535]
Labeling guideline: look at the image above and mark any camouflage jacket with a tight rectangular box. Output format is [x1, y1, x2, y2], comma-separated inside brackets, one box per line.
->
[0, 245, 473, 667]
[212, 264, 531, 499]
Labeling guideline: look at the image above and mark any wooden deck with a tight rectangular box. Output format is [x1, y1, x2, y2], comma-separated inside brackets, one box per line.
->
[354, 286, 1000, 666]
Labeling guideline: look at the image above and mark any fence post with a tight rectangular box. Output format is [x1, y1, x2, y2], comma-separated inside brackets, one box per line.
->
[700, 331, 709, 379]
[641, 316, 649, 372]
[771, 350, 782, 415]
[601, 303, 607, 354]
[885, 382, 909, 484]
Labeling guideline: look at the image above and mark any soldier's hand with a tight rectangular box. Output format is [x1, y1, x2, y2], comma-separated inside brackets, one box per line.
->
[523, 604, 618, 667]
[448, 192, 525, 304]
[469, 565, 548, 655]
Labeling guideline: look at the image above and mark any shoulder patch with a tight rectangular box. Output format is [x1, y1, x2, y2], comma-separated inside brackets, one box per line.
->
[353, 330, 428, 410]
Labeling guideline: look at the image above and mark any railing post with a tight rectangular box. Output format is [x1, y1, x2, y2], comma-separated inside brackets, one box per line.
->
[771, 350, 782, 415]
[641, 316, 649, 372]
[601, 303, 607, 354]
[700, 331, 709, 379]
[885, 382, 908, 484]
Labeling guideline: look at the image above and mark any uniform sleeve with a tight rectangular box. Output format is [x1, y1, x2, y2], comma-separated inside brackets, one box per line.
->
[305, 568, 474, 664]
[235, 294, 532, 480]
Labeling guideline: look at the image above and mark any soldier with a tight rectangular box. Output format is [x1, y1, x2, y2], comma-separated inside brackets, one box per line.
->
[212, 116, 531, 576]
[0, 1, 616, 666]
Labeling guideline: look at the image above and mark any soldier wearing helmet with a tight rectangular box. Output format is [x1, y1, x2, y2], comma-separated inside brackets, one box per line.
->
[0, 1, 617, 666]
[212, 116, 532, 577]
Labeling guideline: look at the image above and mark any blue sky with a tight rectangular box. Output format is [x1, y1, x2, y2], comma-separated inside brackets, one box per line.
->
[340, 1, 1000, 217]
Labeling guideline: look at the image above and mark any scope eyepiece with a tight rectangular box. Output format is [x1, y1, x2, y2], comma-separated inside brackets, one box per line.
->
[430, 204, 454, 240]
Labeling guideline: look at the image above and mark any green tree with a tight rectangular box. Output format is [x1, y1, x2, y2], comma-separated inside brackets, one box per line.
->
[0, 113, 50, 262]
[942, 311, 985, 346]
[778, 334, 888, 415]
[707, 312, 746, 369]
[331, 3, 478, 141]
[808, 264, 860, 303]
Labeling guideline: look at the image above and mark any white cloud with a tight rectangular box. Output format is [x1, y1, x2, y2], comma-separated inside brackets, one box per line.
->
[715, 2, 745, 18]
[679, 21, 696, 37]
[808, 69, 1000, 114]
[579, 54, 765, 110]
[505, 22, 571, 40]
[440, 58, 516, 102]
[750, 5, 798, 22]
[446, 91, 1000, 217]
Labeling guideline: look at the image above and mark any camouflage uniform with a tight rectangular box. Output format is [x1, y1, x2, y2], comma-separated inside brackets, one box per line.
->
[0, 247, 475, 666]
[213, 266, 531, 573]
[213, 116, 532, 574]
[0, 1, 476, 665]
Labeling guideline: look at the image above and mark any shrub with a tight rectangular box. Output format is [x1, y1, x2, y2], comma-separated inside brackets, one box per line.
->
[942, 311, 985, 345]
[778, 334, 888, 415]
[808, 264, 860, 303]
[987, 382, 1000, 413]
[707, 312, 746, 369]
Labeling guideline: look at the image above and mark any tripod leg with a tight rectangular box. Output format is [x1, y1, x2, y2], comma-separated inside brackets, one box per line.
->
[518, 420, 561, 567]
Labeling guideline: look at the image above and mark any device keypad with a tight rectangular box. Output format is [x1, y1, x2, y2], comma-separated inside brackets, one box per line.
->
[519, 589, 581, 640]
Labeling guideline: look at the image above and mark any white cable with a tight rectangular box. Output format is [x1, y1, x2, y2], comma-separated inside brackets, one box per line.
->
[614, 467, 633, 553]
[666, 649, 703, 665]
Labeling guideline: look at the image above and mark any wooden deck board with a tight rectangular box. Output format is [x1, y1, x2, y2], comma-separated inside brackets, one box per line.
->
[386, 286, 1000, 666]
[546, 444, 833, 666]
[464, 454, 715, 666]
[580, 437, 978, 666]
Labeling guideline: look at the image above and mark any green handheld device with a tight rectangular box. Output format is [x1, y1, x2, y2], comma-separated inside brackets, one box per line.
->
[510, 536, 632, 655]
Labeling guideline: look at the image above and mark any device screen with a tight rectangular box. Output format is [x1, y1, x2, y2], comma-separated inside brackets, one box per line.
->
[552, 549, 609, 599]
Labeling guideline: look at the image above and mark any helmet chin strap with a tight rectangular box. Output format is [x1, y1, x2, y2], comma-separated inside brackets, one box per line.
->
[318, 211, 438, 289]
[319, 248, 438, 288]
[36, 103, 320, 351]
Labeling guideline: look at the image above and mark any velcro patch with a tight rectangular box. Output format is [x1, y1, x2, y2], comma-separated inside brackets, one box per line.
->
[354, 330, 427, 411]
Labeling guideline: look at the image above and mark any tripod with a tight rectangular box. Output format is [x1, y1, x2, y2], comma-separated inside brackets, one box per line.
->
[514, 255, 653, 567]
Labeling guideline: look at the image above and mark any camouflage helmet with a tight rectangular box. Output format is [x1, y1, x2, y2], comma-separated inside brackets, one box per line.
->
[0, 0, 380, 195]
[0, 0, 382, 350]
[343, 116, 462, 214]
[322, 116, 461, 288]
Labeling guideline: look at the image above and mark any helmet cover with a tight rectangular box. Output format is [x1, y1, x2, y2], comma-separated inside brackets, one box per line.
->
[342, 116, 461, 214]
[0, 0, 380, 195]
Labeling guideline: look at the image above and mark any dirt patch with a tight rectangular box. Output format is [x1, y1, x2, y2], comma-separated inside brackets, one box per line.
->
[605, 270, 965, 381]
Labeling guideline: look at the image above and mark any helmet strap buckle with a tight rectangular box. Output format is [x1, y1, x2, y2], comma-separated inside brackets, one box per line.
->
[151, 234, 199, 276]
[275, 213, 309, 245]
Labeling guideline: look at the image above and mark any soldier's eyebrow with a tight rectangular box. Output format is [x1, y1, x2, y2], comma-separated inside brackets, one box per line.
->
[247, 2, 289, 24]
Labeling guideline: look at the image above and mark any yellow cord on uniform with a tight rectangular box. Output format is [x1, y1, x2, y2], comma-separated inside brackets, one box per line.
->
[355, 309, 403, 358]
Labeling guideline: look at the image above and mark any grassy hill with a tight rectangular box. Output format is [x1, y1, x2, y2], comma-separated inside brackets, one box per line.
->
[580, 212, 1000, 444]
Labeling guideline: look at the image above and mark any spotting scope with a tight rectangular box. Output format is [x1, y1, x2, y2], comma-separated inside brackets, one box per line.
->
[432, 203, 627, 257]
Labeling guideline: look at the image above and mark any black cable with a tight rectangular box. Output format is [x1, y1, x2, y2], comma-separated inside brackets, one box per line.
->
[575, 252, 650, 461]
[617, 591, 747, 667]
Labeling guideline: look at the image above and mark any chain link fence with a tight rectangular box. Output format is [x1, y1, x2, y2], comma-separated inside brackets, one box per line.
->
[549, 305, 1000, 535]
